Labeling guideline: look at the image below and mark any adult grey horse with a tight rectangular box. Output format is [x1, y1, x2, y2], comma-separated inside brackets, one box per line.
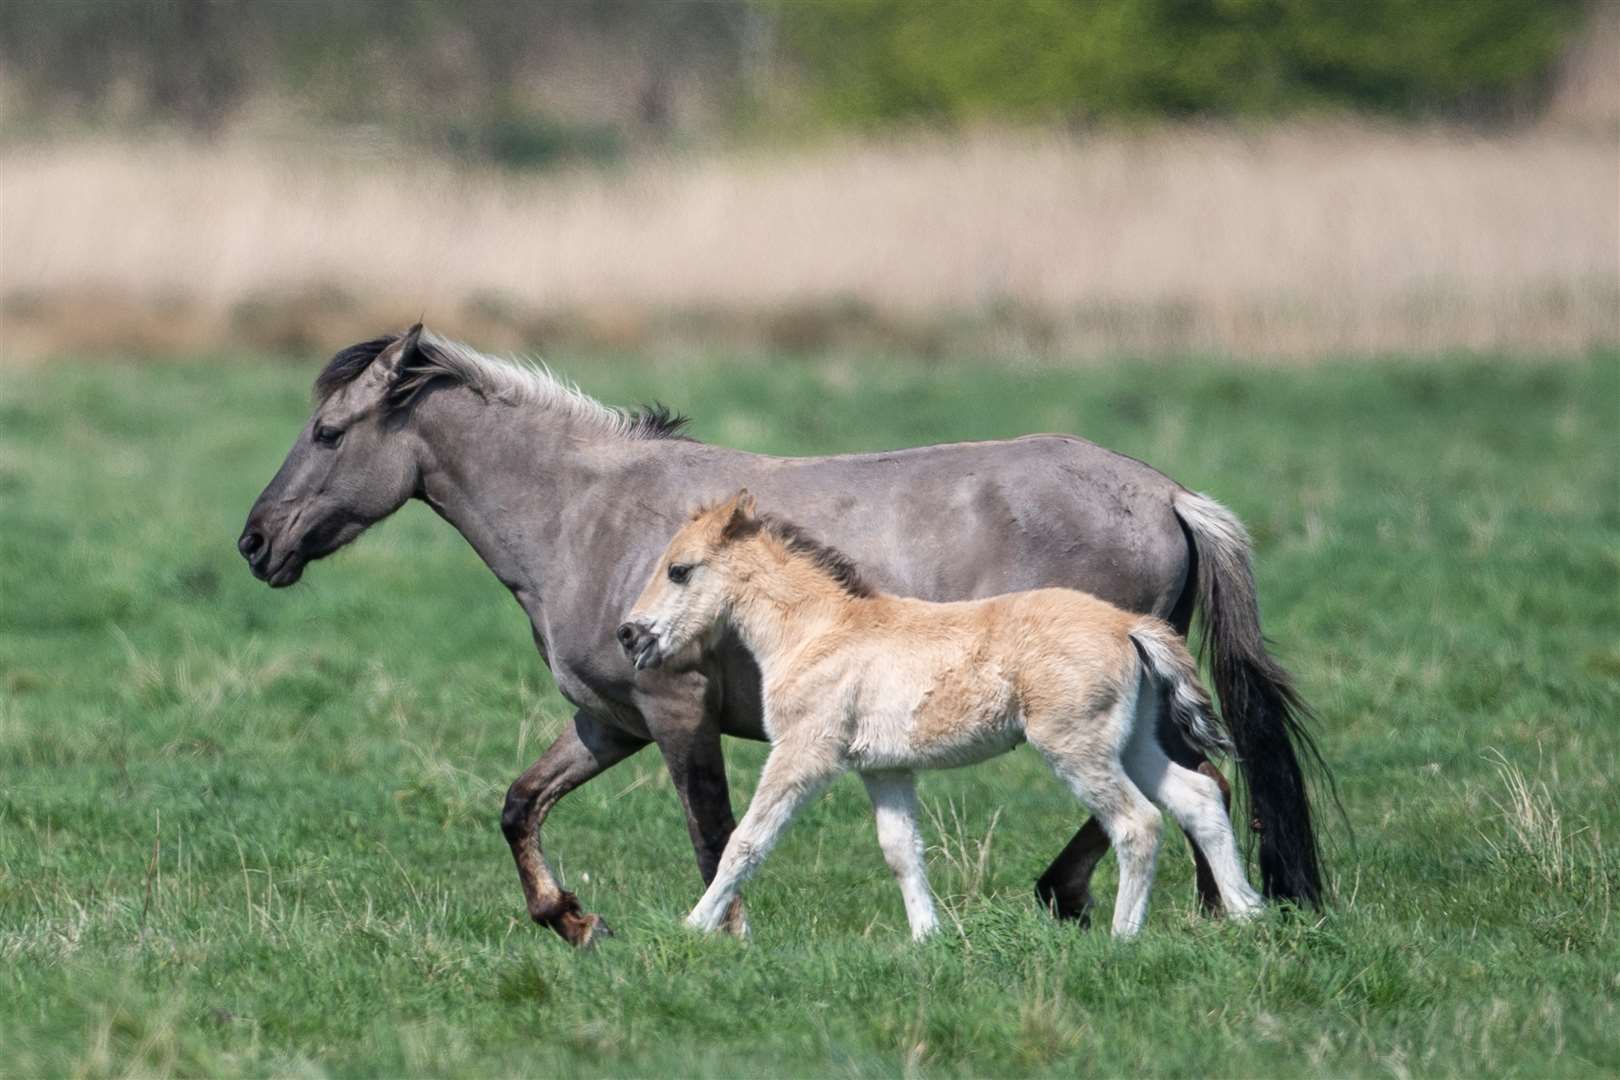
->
[238, 326, 1327, 946]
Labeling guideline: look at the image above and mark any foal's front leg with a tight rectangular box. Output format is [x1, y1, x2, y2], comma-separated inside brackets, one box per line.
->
[636, 670, 751, 937]
[687, 742, 842, 933]
[862, 771, 938, 940]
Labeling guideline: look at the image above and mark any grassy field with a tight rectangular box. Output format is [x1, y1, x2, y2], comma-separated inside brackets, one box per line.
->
[2, 350, 1616, 1077]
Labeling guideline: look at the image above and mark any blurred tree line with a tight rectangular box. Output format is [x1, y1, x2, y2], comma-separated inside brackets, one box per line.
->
[0, 0, 1591, 161]
[780, 0, 1587, 125]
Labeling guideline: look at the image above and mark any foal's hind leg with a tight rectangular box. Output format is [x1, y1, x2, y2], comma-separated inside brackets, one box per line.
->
[1124, 728, 1262, 919]
[1036, 708, 1233, 922]
[862, 771, 938, 940]
[1030, 729, 1164, 936]
[1050, 763, 1162, 937]
[1036, 595, 1230, 920]
[1162, 721, 1234, 915]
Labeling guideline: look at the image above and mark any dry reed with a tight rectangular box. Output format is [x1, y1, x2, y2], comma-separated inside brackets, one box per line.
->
[2, 120, 1614, 360]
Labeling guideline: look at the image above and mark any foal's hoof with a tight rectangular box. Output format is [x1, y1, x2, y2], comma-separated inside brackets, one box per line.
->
[721, 896, 751, 940]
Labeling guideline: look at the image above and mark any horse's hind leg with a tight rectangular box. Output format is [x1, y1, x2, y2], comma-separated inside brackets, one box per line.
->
[1035, 820, 1109, 926]
[862, 771, 938, 940]
[1124, 728, 1262, 919]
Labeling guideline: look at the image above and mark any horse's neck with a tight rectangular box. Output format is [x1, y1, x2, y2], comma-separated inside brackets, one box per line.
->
[412, 394, 635, 615]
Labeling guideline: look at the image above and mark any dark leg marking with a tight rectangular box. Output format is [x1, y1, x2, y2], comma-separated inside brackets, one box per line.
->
[501, 711, 646, 946]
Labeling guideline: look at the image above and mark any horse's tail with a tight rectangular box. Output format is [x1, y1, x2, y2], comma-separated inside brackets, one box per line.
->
[1173, 489, 1328, 907]
[1127, 619, 1231, 760]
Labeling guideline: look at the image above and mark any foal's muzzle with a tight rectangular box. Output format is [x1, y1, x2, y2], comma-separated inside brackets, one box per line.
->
[616, 621, 661, 670]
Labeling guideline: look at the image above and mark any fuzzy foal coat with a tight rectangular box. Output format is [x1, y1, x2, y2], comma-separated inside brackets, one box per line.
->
[624, 496, 1263, 938]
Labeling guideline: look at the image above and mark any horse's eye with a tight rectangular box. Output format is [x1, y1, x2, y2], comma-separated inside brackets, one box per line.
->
[668, 563, 692, 585]
[314, 425, 344, 448]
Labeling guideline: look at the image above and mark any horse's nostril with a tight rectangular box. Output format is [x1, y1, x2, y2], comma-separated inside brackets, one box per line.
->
[238, 529, 265, 558]
[616, 622, 639, 648]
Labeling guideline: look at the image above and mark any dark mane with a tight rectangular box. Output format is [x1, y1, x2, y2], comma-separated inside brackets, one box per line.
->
[313, 334, 399, 401]
[309, 331, 694, 440]
[624, 402, 693, 440]
[754, 513, 875, 599]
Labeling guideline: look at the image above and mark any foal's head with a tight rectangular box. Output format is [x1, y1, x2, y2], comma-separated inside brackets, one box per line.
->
[617, 491, 760, 670]
[618, 491, 873, 670]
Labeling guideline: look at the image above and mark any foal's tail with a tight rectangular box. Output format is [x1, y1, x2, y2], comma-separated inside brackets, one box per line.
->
[1173, 490, 1329, 907]
[1128, 620, 1231, 760]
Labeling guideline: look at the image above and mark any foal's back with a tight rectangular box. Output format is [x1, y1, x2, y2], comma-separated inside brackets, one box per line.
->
[793, 587, 1152, 770]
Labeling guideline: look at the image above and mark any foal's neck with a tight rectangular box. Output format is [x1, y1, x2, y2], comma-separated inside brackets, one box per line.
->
[724, 541, 861, 667]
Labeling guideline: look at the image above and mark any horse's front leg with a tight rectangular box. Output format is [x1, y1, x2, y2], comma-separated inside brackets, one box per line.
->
[636, 670, 751, 937]
[502, 709, 647, 946]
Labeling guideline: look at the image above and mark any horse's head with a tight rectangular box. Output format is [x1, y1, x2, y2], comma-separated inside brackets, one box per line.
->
[238, 325, 433, 587]
[618, 490, 758, 669]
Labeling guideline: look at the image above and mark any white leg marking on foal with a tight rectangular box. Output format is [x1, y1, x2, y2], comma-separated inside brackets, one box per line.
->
[1030, 682, 1163, 938]
[1123, 719, 1264, 920]
[862, 771, 938, 941]
[685, 746, 839, 933]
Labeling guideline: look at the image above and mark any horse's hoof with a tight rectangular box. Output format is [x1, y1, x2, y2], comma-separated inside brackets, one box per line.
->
[531, 891, 612, 947]
[1036, 883, 1095, 929]
[555, 909, 612, 948]
[573, 912, 613, 947]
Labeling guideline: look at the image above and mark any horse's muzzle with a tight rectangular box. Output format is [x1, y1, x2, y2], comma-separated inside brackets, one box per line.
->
[238, 523, 305, 587]
[616, 621, 661, 670]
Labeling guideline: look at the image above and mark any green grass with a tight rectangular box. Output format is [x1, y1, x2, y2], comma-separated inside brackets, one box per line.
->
[2, 351, 1617, 1077]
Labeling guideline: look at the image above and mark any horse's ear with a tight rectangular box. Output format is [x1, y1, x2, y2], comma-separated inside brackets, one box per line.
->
[389, 322, 425, 372]
[721, 488, 756, 538]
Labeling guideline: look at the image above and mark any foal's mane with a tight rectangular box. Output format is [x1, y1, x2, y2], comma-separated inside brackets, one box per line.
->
[723, 510, 875, 599]
[313, 330, 691, 441]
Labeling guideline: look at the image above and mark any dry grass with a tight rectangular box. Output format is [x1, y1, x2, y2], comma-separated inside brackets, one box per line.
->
[2, 119, 1615, 360]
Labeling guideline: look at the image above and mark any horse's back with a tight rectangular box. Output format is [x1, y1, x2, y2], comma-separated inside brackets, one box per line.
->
[762, 434, 1191, 617]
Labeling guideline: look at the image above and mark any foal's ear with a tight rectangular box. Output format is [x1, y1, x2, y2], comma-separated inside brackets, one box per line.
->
[721, 488, 757, 538]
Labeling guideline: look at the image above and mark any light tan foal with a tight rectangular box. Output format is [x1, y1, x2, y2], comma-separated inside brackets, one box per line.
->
[620, 491, 1263, 939]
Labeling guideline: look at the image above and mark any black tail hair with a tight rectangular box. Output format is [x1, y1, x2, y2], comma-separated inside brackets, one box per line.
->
[1175, 490, 1333, 906]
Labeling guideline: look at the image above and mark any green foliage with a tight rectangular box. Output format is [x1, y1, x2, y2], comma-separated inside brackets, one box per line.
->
[2, 352, 1617, 1075]
[0, 0, 1594, 147]
[775, 0, 1586, 124]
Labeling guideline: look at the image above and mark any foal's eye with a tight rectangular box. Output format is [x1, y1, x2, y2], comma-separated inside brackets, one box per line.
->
[667, 563, 692, 585]
[314, 425, 344, 448]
